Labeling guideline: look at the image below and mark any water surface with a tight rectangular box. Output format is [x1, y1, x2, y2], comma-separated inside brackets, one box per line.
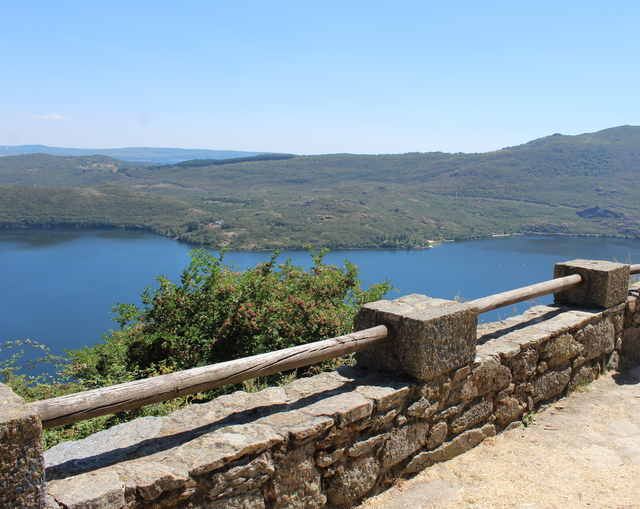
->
[3, 229, 640, 372]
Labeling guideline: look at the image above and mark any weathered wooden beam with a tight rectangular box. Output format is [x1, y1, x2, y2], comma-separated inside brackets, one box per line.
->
[630, 264, 640, 275]
[468, 274, 583, 315]
[29, 325, 391, 429]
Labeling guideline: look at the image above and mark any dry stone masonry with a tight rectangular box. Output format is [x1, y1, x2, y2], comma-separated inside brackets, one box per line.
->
[3, 259, 640, 508]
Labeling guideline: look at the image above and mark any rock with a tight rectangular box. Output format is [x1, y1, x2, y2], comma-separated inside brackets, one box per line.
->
[460, 357, 512, 399]
[116, 462, 188, 502]
[606, 351, 620, 372]
[494, 397, 526, 426]
[406, 397, 438, 419]
[44, 494, 62, 509]
[427, 421, 448, 450]
[325, 456, 380, 506]
[571, 364, 596, 389]
[315, 448, 345, 468]
[196, 452, 274, 500]
[301, 392, 373, 428]
[540, 334, 583, 367]
[173, 424, 284, 477]
[531, 366, 571, 403]
[407, 424, 496, 470]
[576, 321, 615, 360]
[347, 433, 388, 458]
[263, 444, 325, 509]
[256, 411, 333, 445]
[508, 348, 539, 382]
[45, 416, 163, 479]
[47, 470, 126, 509]
[367, 409, 398, 432]
[622, 326, 640, 363]
[450, 400, 493, 434]
[208, 489, 266, 509]
[380, 421, 429, 468]
[355, 382, 411, 413]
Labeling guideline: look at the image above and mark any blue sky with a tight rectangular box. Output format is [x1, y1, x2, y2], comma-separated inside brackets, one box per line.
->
[1, 1, 639, 155]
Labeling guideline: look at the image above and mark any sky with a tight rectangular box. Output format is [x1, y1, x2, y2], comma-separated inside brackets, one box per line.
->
[1, 1, 639, 155]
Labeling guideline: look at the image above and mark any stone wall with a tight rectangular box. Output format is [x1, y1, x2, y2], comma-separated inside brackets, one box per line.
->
[3, 260, 639, 508]
[41, 284, 640, 508]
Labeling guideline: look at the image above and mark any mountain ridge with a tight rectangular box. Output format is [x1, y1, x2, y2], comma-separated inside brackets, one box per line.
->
[2, 125, 640, 250]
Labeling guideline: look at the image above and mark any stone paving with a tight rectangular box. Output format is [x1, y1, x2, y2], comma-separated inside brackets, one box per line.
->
[357, 363, 640, 509]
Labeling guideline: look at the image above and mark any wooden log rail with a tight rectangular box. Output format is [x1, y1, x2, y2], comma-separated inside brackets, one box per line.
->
[29, 326, 392, 429]
[32, 265, 640, 429]
[468, 274, 582, 314]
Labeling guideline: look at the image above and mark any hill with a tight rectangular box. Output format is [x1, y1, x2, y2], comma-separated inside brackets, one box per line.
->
[0, 145, 268, 165]
[1, 126, 640, 249]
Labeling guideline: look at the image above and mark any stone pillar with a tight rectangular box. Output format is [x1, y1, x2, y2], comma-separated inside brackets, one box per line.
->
[353, 294, 478, 381]
[0, 383, 45, 509]
[554, 259, 630, 309]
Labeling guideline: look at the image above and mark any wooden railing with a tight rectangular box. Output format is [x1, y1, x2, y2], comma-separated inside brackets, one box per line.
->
[468, 274, 582, 314]
[29, 266, 640, 429]
[30, 326, 391, 428]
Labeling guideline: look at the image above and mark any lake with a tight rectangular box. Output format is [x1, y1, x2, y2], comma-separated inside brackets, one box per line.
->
[3, 229, 640, 372]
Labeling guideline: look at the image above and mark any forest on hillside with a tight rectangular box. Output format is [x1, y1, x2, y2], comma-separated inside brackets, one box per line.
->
[1, 126, 640, 249]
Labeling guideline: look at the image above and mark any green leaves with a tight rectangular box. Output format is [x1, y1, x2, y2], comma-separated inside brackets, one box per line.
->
[74, 247, 392, 380]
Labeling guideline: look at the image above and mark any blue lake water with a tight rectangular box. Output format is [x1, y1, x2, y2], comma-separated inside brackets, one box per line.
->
[3, 229, 640, 371]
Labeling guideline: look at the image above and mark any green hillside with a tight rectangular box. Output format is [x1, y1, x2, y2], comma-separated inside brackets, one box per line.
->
[0, 145, 268, 165]
[1, 126, 639, 249]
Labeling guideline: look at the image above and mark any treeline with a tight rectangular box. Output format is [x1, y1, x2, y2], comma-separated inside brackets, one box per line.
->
[174, 153, 295, 168]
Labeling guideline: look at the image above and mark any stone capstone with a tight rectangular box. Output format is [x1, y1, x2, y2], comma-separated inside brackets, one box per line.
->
[554, 259, 629, 309]
[354, 294, 478, 380]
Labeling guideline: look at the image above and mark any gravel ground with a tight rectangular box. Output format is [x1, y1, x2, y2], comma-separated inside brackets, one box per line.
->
[356, 363, 640, 509]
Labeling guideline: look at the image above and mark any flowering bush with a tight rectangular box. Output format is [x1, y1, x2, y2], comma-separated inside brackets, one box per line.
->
[68, 247, 393, 388]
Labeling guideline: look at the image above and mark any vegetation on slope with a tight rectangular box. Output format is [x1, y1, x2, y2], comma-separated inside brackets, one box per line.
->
[2, 125, 640, 248]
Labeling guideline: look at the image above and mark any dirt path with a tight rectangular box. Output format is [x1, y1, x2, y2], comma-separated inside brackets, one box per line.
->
[357, 364, 640, 509]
